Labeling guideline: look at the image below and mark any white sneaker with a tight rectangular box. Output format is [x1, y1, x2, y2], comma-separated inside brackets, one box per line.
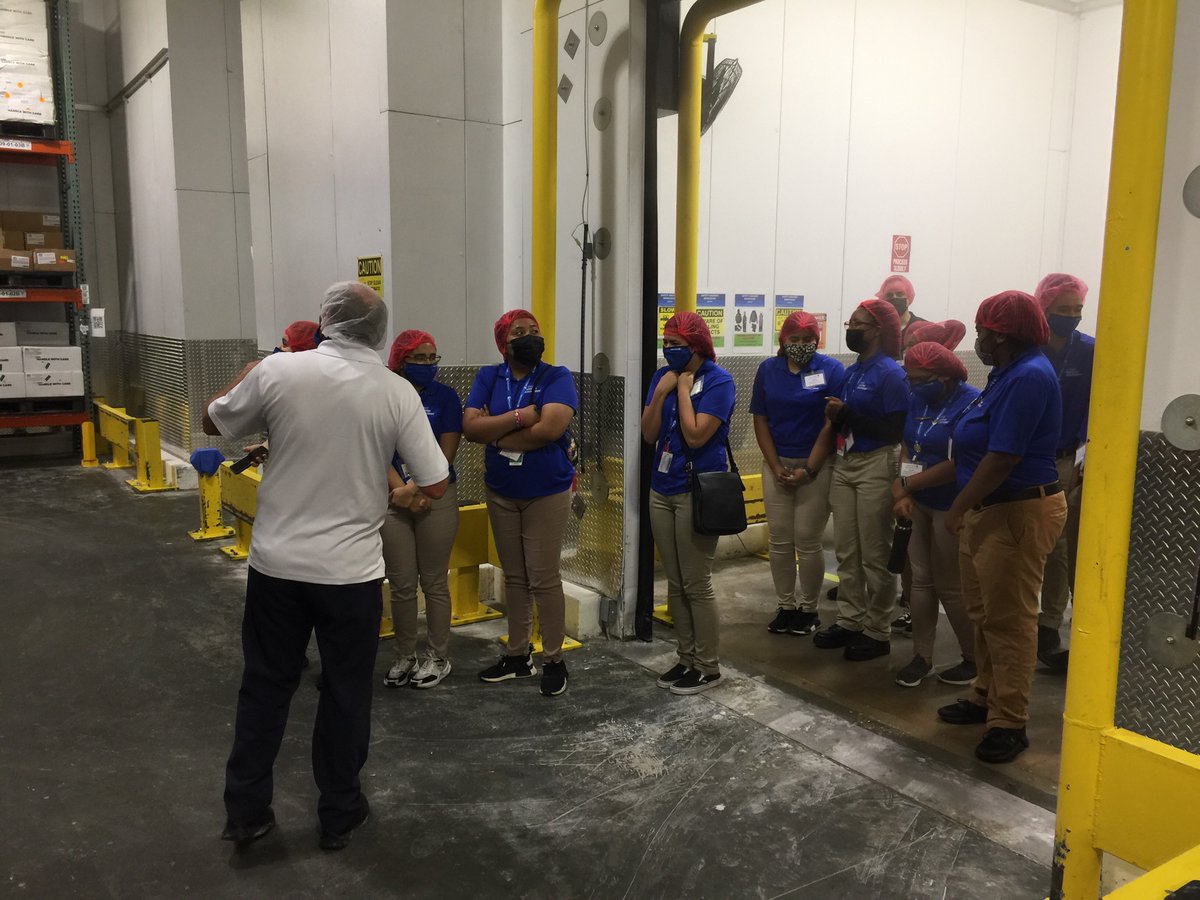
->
[383, 655, 418, 688]
[410, 655, 451, 689]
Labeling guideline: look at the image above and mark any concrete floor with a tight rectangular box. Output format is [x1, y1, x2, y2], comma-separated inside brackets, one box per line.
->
[3, 463, 1053, 898]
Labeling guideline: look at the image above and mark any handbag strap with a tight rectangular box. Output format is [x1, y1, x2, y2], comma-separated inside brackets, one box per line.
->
[673, 408, 739, 475]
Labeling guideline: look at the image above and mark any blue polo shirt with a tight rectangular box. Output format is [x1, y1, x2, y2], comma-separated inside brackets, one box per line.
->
[465, 362, 578, 498]
[393, 380, 462, 484]
[1041, 331, 1094, 452]
[952, 348, 1062, 493]
[838, 351, 910, 454]
[903, 381, 980, 511]
[646, 360, 736, 496]
[749, 354, 846, 458]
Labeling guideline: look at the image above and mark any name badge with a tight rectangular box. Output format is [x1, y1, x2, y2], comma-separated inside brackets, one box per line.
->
[900, 461, 924, 478]
[400, 463, 411, 481]
[658, 450, 674, 473]
[836, 432, 855, 457]
[690, 376, 704, 397]
[946, 438, 953, 460]
[500, 449, 524, 466]
[1075, 444, 1086, 467]
[802, 371, 826, 390]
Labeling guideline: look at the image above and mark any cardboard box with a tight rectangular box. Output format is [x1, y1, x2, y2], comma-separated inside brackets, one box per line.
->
[25, 369, 83, 397]
[0, 249, 31, 271]
[15, 321, 67, 346]
[0, 370, 26, 398]
[0, 322, 15, 346]
[1, 229, 24, 249]
[1, 210, 60, 231]
[0, 346, 21, 371]
[33, 248, 75, 272]
[23, 229, 62, 248]
[22, 345, 79, 372]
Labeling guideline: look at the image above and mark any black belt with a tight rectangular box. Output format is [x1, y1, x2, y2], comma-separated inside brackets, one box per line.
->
[976, 481, 1063, 509]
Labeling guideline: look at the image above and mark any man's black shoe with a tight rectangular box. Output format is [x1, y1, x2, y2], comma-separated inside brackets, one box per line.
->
[937, 698, 989, 725]
[975, 727, 1029, 764]
[320, 799, 370, 851]
[844, 635, 890, 661]
[1043, 648, 1069, 674]
[813, 624, 858, 649]
[221, 809, 275, 848]
[1037, 625, 1061, 657]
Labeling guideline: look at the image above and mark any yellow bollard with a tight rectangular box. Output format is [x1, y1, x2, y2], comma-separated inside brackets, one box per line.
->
[220, 518, 252, 560]
[500, 606, 583, 655]
[188, 471, 234, 542]
[126, 418, 175, 493]
[448, 504, 504, 626]
[218, 461, 259, 561]
[80, 421, 99, 468]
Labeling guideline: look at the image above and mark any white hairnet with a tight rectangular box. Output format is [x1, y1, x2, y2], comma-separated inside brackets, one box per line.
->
[319, 281, 389, 349]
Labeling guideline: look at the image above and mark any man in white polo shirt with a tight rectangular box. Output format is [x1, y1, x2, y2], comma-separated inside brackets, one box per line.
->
[203, 281, 448, 852]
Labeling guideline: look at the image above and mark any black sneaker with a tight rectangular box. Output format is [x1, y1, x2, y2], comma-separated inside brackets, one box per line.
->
[787, 611, 819, 636]
[895, 655, 932, 687]
[844, 635, 890, 661]
[937, 659, 978, 685]
[670, 670, 722, 695]
[221, 809, 275, 848]
[1037, 625, 1061, 657]
[540, 660, 568, 696]
[826, 586, 838, 601]
[479, 651, 537, 683]
[319, 798, 370, 851]
[891, 611, 912, 635]
[813, 624, 859, 649]
[767, 607, 793, 633]
[1042, 648, 1069, 674]
[655, 663, 690, 689]
[937, 698, 989, 725]
[975, 727, 1029, 764]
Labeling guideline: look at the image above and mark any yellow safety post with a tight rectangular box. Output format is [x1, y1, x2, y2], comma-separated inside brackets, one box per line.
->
[126, 418, 174, 493]
[449, 503, 504, 626]
[500, 606, 583, 655]
[96, 401, 133, 470]
[188, 469, 234, 542]
[531, 0, 562, 361]
[1053, 1, 1180, 897]
[1105, 841, 1200, 898]
[80, 420, 98, 468]
[675, 0, 765, 315]
[218, 461, 259, 561]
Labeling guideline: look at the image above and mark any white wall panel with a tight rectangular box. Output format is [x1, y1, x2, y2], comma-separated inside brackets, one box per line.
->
[94, 212, 121, 326]
[385, 1, 465, 119]
[501, 121, 526, 320]
[466, 121, 505, 365]
[166, 0, 234, 192]
[241, 0, 267, 160]
[178, 191, 239, 340]
[248, 154, 277, 349]
[226, 0, 250, 196]
[466, 0, 504, 125]
[118, 0, 167, 81]
[234, 192, 255, 340]
[501, 13, 531, 125]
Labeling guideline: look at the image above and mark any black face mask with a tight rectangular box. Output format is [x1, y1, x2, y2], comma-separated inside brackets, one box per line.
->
[846, 329, 870, 353]
[510, 334, 545, 368]
[886, 297, 908, 317]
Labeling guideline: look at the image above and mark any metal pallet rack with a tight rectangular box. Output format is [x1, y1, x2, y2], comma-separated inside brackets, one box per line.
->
[0, 0, 88, 440]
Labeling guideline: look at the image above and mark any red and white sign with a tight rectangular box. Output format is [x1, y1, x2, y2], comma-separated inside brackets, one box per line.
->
[891, 234, 911, 273]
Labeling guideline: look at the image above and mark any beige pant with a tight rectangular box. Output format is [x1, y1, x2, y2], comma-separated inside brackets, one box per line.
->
[761, 457, 833, 612]
[650, 490, 720, 675]
[908, 501, 974, 663]
[486, 488, 571, 663]
[381, 483, 459, 660]
[1039, 456, 1083, 630]
[830, 445, 900, 641]
[960, 492, 1068, 729]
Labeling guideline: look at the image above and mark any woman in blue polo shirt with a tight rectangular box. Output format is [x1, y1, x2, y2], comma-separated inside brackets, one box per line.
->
[937, 291, 1067, 765]
[641, 311, 736, 696]
[381, 330, 463, 691]
[751, 310, 845, 636]
[462, 309, 578, 698]
[811, 298, 909, 661]
[890, 341, 978, 689]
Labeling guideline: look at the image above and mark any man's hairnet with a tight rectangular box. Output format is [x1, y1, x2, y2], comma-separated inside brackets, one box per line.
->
[319, 281, 389, 349]
[1034, 273, 1089, 311]
[876, 274, 916, 306]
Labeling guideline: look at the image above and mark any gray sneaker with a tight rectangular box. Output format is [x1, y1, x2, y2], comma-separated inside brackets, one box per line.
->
[383, 655, 418, 688]
[410, 654, 451, 689]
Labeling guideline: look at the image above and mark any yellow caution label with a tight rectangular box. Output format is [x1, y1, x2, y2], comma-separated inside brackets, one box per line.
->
[357, 255, 384, 299]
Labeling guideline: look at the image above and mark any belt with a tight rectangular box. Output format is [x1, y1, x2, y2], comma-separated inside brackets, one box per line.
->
[976, 481, 1063, 509]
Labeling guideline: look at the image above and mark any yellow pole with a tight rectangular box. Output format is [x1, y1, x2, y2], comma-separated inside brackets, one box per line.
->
[531, 0, 563, 362]
[80, 420, 98, 467]
[1053, 2, 1176, 897]
[675, 0, 765, 316]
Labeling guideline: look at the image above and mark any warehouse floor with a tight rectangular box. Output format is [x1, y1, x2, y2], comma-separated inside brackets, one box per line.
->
[3, 464, 1052, 899]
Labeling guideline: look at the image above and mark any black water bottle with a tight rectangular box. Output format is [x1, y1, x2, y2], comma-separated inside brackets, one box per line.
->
[887, 518, 913, 574]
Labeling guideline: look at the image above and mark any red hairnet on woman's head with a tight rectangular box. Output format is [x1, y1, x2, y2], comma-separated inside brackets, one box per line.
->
[283, 320, 319, 353]
[877, 275, 916, 305]
[906, 319, 967, 350]
[976, 290, 1050, 345]
[1034, 273, 1089, 311]
[857, 298, 903, 358]
[493, 308, 539, 358]
[663, 310, 716, 360]
[905, 341, 968, 382]
[387, 329, 436, 372]
[778, 310, 821, 354]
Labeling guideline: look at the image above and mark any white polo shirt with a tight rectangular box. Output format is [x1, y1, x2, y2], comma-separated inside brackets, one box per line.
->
[207, 339, 449, 584]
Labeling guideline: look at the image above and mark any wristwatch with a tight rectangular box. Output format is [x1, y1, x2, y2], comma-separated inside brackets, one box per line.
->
[801, 464, 816, 480]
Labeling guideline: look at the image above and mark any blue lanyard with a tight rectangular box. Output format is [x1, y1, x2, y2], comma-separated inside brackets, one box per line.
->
[503, 363, 540, 413]
[1049, 333, 1077, 381]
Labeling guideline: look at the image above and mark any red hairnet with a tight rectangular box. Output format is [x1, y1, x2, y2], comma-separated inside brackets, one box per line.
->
[778, 310, 821, 354]
[906, 319, 966, 350]
[976, 290, 1049, 345]
[857, 298, 903, 358]
[493, 308, 539, 358]
[1034, 273, 1089, 311]
[877, 275, 915, 305]
[663, 310, 716, 360]
[387, 329, 436, 372]
[283, 320, 318, 352]
[904, 341, 968, 382]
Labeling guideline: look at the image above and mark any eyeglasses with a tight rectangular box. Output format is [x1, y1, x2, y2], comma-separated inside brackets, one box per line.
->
[408, 354, 441, 364]
[844, 320, 875, 329]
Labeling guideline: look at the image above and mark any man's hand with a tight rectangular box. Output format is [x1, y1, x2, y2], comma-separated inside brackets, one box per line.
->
[408, 493, 433, 515]
[241, 443, 270, 466]
[389, 481, 418, 509]
[945, 508, 965, 537]
[824, 397, 845, 422]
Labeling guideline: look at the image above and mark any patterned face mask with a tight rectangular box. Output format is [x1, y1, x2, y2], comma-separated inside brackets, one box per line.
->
[784, 342, 817, 366]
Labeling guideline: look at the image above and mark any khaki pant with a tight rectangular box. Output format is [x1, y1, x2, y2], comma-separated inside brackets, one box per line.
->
[830, 445, 900, 641]
[908, 501, 973, 663]
[960, 492, 1068, 729]
[486, 488, 571, 662]
[1039, 456, 1083, 630]
[761, 457, 833, 612]
[650, 490, 720, 675]
[381, 483, 459, 660]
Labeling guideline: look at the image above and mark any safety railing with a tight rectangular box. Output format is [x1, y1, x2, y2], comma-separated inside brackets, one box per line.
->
[217, 460, 258, 561]
[92, 399, 176, 493]
[188, 450, 234, 542]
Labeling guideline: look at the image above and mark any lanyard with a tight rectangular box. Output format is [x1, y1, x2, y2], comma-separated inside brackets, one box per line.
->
[1049, 333, 1077, 381]
[503, 363, 540, 413]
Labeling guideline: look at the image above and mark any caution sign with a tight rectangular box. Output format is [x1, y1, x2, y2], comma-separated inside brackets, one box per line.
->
[696, 293, 726, 349]
[357, 255, 384, 299]
[773, 295, 827, 349]
[657, 293, 675, 347]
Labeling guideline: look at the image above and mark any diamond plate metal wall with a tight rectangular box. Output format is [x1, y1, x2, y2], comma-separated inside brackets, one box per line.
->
[1116, 432, 1200, 754]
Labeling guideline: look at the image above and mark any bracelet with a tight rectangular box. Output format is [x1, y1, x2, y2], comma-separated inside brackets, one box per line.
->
[514, 409, 523, 429]
[802, 464, 816, 479]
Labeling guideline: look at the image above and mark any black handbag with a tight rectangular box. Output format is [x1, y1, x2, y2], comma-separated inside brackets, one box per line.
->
[680, 425, 747, 536]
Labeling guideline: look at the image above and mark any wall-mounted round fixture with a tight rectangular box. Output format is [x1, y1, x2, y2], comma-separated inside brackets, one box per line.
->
[1184, 164, 1200, 218]
[593, 227, 612, 260]
[1162, 394, 1200, 451]
[589, 11, 607, 45]
[593, 97, 612, 131]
